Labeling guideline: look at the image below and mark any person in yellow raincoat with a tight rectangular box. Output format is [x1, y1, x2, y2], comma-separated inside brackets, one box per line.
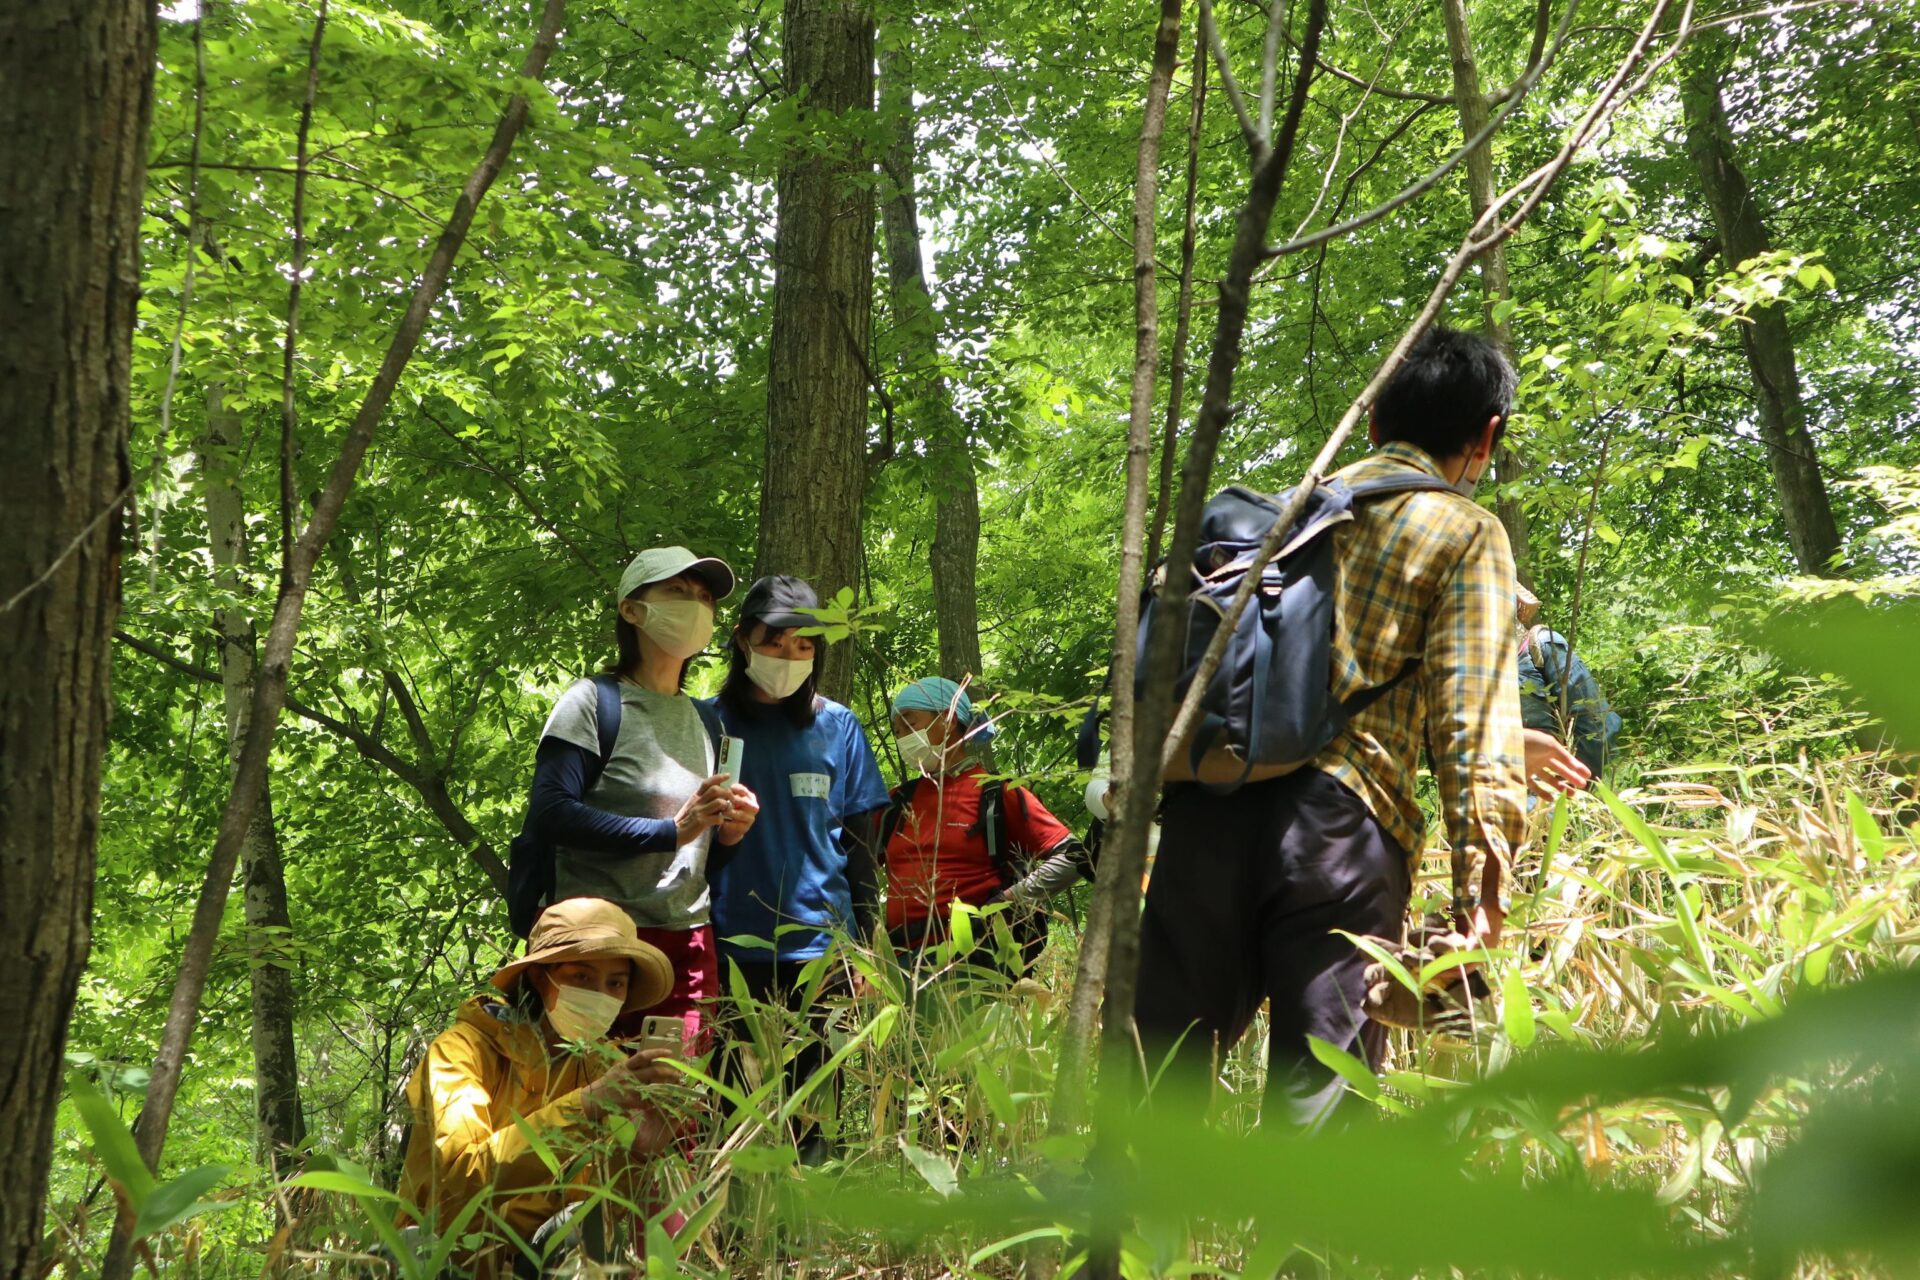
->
[397, 897, 683, 1275]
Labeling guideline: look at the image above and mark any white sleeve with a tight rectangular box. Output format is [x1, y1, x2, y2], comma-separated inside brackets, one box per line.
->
[537, 679, 602, 756]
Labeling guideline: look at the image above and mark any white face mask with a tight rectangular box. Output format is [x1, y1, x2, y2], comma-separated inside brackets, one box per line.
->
[896, 727, 947, 775]
[636, 599, 714, 660]
[746, 649, 813, 699]
[545, 984, 623, 1043]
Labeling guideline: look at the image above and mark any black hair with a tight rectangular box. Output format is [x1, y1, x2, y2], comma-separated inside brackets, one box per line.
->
[718, 619, 821, 728]
[1372, 326, 1516, 460]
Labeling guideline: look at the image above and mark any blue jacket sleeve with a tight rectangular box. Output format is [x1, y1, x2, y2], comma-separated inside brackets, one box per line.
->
[526, 736, 679, 855]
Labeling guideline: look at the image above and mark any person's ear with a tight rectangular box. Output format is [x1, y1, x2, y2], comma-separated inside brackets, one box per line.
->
[618, 597, 647, 627]
[1368, 404, 1382, 447]
[1479, 413, 1502, 462]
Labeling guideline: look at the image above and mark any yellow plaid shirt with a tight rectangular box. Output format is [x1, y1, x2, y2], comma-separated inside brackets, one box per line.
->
[1310, 442, 1527, 910]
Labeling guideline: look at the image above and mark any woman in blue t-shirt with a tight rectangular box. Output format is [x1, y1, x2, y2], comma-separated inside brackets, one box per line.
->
[701, 574, 889, 1164]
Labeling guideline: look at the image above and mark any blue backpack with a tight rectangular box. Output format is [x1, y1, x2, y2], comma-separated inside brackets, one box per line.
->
[1141, 472, 1458, 787]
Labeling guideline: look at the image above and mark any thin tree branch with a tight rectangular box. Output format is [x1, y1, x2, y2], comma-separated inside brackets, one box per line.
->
[148, 160, 446, 227]
[1149, 23, 1209, 566]
[1259, 0, 1287, 139]
[112, 626, 511, 891]
[1259, 0, 1579, 260]
[1200, 0, 1264, 160]
[381, 669, 437, 768]
[992, 81, 1181, 276]
[280, 2, 327, 593]
[1511, 0, 1555, 98]
[0, 483, 136, 618]
[1280, 29, 1451, 103]
[116, 0, 569, 1245]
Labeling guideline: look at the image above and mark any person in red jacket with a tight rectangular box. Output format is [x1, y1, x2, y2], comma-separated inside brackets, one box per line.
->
[881, 677, 1090, 976]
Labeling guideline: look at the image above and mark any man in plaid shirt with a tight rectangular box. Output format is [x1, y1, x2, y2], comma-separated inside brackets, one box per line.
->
[1136, 326, 1529, 1127]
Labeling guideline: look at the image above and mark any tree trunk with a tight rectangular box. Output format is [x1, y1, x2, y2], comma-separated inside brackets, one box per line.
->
[1680, 34, 1843, 577]
[1440, 0, 1533, 586]
[0, 4, 154, 1279]
[757, 0, 877, 703]
[199, 385, 307, 1165]
[878, 39, 984, 685]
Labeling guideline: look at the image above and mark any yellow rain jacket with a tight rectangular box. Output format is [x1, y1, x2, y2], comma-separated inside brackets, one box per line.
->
[397, 995, 608, 1244]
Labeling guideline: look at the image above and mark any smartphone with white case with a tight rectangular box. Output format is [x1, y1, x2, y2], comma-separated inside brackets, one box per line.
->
[717, 734, 744, 780]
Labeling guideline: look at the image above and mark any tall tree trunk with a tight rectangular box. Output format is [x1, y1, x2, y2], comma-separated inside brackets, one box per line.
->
[758, 0, 877, 703]
[199, 385, 307, 1165]
[0, 4, 155, 1279]
[1440, 0, 1533, 586]
[878, 39, 984, 685]
[1680, 34, 1844, 577]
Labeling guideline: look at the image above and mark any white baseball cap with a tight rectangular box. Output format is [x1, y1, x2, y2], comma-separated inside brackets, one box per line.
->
[617, 546, 736, 602]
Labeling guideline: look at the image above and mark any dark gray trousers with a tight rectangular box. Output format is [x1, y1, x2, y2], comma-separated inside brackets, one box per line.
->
[1133, 769, 1411, 1128]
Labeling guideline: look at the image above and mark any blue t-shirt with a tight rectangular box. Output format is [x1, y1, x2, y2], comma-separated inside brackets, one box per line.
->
[701, 695, 890, 963]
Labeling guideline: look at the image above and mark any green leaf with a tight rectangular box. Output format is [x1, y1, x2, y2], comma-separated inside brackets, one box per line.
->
[510, 1110, 563, 1177]
[1845, 790, 1887, 865]
[1502, 968, 1538, 1048]
[973, 1057, 1020, 1126]
[1306, 1034, 1382, 1102]
[285, 1170, 403, 1201]
[730, 1144, 799, 1175]
[1594, 783, 1711, 974]
[899, 1139, 959, 1199]
[68, 1074, 156, 1206]
[134, 1165, 234, 1239]
[1803, 944, 1834, 987]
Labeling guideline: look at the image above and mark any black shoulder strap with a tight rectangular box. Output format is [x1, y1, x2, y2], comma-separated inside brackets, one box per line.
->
[586, 674, 623, 790]
[980, 779, 1019, 886]
[1343, 472, 1459, 501]
[691, 696, 725, 764]
[879, 776, 921, 852]
[1340, 655, 1423, 720]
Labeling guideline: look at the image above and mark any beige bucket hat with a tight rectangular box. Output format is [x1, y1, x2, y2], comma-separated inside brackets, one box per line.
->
[1515, 585, 1542, 628]
[490, 897, 675, 1016]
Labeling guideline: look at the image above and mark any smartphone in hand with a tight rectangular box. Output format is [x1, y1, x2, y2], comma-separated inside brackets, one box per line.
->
[635, 1014, 685, 1058]
[717, 734, 745, 780]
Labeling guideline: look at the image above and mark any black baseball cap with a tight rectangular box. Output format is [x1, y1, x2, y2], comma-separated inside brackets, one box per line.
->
[739, 574, 821, 630]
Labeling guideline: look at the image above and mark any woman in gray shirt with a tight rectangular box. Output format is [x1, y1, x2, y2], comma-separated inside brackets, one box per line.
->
[524, 546, 760, 1044]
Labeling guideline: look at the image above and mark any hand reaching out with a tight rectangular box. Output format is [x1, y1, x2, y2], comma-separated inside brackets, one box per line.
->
[1523, 728, 1592, 799]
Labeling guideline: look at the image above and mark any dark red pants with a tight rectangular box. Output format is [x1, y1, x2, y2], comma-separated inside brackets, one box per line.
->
[633, 923, 719, 1054]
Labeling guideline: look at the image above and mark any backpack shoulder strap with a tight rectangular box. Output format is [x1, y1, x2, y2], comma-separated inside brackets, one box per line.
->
[691, 696, 725, 763]
[879, 776, 921, 852]
[1343, 472, 1459, 501]
[979, 779, 1019, 886]
[586, 674, 623, 789]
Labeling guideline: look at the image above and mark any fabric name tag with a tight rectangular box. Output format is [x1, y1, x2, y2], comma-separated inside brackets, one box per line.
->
[789, 772, 831, 799]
